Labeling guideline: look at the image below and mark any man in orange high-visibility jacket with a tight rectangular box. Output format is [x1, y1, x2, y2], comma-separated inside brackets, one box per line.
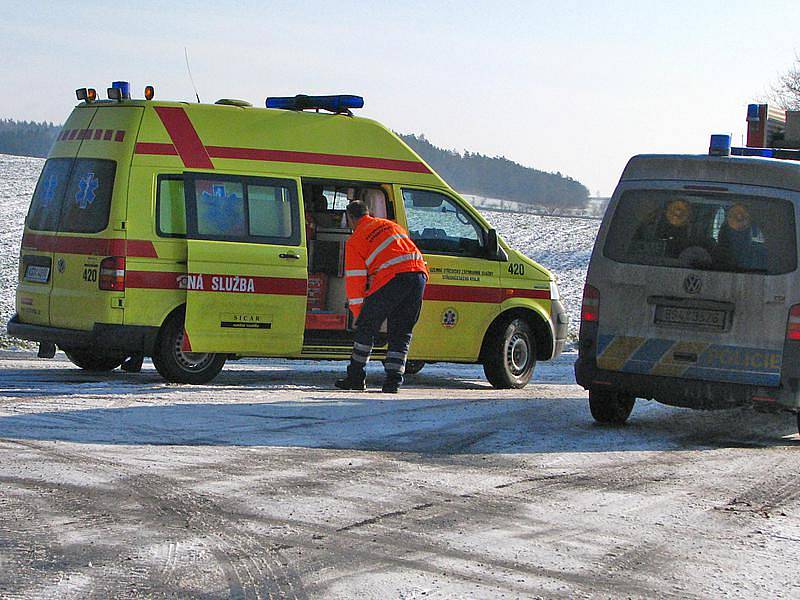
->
[335, 201, 428, 393]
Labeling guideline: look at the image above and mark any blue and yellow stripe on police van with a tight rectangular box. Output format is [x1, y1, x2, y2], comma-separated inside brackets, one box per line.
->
[597, 334, 782, 386]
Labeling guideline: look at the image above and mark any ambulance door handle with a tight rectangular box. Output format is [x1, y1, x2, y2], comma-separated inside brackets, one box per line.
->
[279, 253, 301, 260]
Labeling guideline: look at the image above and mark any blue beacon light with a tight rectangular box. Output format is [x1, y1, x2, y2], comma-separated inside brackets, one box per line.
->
[708, 134, 731, 156]
[112, 81, 131, 100]
[266, 94, 364, 113]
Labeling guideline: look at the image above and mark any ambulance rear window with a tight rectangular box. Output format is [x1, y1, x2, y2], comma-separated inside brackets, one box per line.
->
[27, 158, 116, 233]
[604, 190, 797, 275]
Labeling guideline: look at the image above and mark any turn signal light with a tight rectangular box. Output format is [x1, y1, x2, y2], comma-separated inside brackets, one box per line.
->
[581, 284, 600, 323]
[144, 85, 155, 100]
[787, 304, 800, 341]
[99, 256, 125, 291]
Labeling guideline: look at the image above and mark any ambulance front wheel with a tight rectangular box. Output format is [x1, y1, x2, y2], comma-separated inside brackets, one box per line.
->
[152, 312, 226, 384]
[588, 389, 635, 425]
[482, 317, 535, 389]
[405, 360, 425, 375]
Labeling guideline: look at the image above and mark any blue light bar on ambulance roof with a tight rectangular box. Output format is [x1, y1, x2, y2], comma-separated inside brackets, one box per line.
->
[708, 134, 731, 156]
[265, 94, 364, 113]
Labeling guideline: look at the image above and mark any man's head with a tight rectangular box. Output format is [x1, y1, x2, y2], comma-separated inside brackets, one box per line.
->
[346, 201, 369, 228]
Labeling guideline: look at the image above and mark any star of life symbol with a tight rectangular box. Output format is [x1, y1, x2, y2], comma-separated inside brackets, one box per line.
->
[41, 174, 59, 207]
[75, 172, 99, 209]
[442, 308, 458, 328]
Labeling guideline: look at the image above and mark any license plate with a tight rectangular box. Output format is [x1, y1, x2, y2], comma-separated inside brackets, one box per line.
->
[24, 265, 50, 283]
[655, 305, 726, 330]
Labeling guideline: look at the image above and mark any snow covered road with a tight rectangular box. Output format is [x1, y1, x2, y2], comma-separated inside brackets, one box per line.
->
[1, 353, 800, 598]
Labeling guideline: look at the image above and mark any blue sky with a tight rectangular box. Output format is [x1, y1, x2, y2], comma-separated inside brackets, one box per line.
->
[2, 0, 799, 195]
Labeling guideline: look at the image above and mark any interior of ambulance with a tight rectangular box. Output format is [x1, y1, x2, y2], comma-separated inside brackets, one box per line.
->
[302, 180, 393, 344]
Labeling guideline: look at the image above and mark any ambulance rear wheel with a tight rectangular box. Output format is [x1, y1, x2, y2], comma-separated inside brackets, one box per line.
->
[152, 312, 226, 384]
[61, 347, 125, 372]
[589, 389, 635, 425]
[482, 317, 535, 389]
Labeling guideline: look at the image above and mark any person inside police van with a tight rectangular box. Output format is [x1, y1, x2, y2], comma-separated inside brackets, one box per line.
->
[335, 201, 428, 393]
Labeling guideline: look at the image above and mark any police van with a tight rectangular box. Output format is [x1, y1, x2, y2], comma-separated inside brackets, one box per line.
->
[10, 82, 568, 386]
[576, 103, 800, 432]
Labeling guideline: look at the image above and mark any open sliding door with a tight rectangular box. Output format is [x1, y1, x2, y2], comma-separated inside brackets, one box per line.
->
[183, 173, 308, 355]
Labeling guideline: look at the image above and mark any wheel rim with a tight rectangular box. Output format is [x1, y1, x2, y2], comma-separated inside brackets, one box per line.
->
[506, 333, 530, 376]
[173, 329, 216, 373]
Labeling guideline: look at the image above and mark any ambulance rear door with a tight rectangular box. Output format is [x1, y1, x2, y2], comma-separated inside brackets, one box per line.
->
[183, 173, 308, 355]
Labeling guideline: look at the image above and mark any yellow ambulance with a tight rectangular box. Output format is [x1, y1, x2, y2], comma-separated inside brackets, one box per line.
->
[9, 82, 568, 385]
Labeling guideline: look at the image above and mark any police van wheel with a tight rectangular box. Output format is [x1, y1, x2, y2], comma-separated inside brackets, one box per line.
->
[405, 361, 425, 375]
[589, 389, 635, 425]
[61, 347, 125, 372]
[483, 317, 535, 389]
[152, 313, 226, 384]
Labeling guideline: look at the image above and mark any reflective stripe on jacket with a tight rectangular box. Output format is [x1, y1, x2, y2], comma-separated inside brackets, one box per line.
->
[345, 215, 428, 318]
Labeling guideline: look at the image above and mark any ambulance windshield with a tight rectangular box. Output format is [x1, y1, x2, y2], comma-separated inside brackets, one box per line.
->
[604, 190, 797, 275]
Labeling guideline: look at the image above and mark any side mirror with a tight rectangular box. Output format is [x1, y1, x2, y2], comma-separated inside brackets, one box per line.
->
[485, 229, 508, 261]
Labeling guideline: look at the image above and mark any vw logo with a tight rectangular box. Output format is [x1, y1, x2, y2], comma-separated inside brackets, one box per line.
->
[56, 258, 66, 274]
[683, 274, 702, 295]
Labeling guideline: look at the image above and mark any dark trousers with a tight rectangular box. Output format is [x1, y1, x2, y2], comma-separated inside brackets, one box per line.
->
[349, 272, 426, 381]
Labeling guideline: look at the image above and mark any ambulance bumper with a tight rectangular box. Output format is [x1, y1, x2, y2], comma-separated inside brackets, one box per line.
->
[550, 299, 569, 359]
[7, 315, 159, 355]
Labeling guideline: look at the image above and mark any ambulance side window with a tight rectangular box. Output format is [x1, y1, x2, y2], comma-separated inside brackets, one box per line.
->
[185, 175, 301, 246]
[401, 189, 485, 257]
[157, 176, 187, 237]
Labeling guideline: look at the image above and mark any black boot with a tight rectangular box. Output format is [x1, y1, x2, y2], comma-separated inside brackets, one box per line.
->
[335, 364, 366, 391]
[381, 372, 403, 394]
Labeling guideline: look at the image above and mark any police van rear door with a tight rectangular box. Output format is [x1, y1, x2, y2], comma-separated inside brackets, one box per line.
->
[597, 181, 797, 387]
[182, 173, 308, 355]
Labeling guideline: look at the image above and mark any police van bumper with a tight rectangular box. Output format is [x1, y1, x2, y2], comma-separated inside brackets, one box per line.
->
[575, 324, 800, 413]
[7, 314, 159, 356]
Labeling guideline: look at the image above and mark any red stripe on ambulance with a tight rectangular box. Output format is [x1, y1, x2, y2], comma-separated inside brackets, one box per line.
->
[21, 233, 158, 258]
[126, 270, 307, 296]
[153, 106, 214, 169]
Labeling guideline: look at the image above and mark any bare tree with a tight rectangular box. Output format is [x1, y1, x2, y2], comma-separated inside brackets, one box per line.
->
[770, 55, 800, 110]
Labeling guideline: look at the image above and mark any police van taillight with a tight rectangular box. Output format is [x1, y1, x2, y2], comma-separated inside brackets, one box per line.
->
[99, 257, 125, 291]
[581, 284, 600, 323]
[787, 304, 800, 341]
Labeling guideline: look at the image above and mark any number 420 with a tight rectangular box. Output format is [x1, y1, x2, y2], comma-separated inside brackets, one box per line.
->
[507, 263, 525, 276]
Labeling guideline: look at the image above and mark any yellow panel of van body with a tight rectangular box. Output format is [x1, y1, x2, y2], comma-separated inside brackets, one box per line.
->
[184, 240, 308, 355]
[49, 107, 144, 331]
[131, 103, 445, 189]
[410, 254, 502, 361]
[17, 108, 97, 327]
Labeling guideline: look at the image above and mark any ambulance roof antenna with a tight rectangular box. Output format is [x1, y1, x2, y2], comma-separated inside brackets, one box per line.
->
[184, 47, 201, 103]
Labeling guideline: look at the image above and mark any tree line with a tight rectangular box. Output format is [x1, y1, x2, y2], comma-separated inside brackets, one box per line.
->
[0, 119, 591, 210]
[0, 119, 60, 158]
[400, 134, 589, 210]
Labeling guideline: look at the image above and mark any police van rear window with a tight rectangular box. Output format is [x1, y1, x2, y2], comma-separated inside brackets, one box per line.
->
[604, 190, 797, 275]
[27, 158, 116, 234]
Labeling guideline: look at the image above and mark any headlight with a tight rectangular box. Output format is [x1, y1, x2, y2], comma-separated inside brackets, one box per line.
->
[549, 280, 560, 301]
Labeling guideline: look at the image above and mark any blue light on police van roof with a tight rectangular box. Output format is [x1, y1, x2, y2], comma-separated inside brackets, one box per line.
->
[708, 134, 731, 156]
[731, 147, 774, 158]
[112, 81, 131, 99]
[266, 94, 364, 113]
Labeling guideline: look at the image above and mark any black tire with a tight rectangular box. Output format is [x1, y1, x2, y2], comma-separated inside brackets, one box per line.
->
[405, 360, 425, 375]
[589, 389, 636, 425]
[61, 346, 124, 372]
[151, 312, 226, 384]
[482, 317, 536, 389]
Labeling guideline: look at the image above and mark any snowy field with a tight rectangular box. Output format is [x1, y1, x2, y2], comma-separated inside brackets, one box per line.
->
[0, 153, 597, 348]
